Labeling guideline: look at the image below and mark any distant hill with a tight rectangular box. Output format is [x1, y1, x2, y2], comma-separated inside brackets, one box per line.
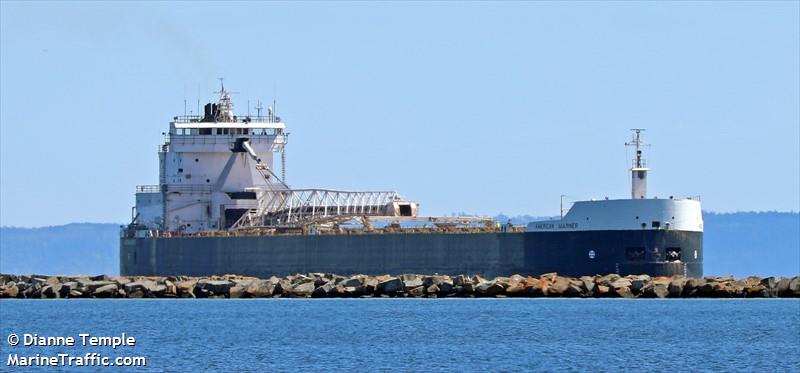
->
[0, 223, 120, 275]
[0, 213, 797, 276]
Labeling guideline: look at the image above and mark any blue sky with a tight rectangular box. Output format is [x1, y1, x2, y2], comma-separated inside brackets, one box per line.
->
[1, 1, 798, 227]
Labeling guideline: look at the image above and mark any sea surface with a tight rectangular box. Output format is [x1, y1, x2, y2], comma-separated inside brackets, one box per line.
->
[1, 299, 798, 372]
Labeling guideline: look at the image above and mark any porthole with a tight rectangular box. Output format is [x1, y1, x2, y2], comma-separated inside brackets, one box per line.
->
[195, 158, 199, 162]
[206, 179, 211, 183]
[588, 250, 596, 259]
[635, 216, 639, 220]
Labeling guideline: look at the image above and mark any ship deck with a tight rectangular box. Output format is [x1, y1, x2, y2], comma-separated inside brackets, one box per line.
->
[131, 226, 527, 239]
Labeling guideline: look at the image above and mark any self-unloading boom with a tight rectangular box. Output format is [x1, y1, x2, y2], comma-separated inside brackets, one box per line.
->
[231, 139, 421, 228]
[222, 105, 422, 229]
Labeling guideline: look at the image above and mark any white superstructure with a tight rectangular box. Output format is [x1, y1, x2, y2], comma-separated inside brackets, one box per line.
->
[528, 130, 703, 233]
[528, 198, 703, 232]
[134, 81, 287, 233]
[133, 81, 419, 234]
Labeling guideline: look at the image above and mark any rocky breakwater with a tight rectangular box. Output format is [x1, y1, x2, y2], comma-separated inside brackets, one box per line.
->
[1, 273, 799, 299]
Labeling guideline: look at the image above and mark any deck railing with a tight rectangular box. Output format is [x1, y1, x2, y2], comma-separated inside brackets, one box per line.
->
[172, 115, 281, 124]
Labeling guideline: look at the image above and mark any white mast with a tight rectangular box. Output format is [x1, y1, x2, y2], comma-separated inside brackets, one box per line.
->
[625, 129, 650, 199]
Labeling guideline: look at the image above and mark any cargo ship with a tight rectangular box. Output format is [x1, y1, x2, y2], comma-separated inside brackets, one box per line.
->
[120, 82, 703, 278]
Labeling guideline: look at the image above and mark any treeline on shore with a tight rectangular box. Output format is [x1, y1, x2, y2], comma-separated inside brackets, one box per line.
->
[2, 273, 799, 299]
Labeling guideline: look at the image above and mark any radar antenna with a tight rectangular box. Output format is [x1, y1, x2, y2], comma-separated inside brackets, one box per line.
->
[625, 129, 650, 199]
[213, 78, 239, 122]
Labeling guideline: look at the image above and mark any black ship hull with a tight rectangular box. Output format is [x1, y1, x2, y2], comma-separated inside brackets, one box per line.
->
[120, 229, 702, 278]
[525, 229, 703, 277]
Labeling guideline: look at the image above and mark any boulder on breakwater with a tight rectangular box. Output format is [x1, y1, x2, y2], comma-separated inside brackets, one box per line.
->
[1, 273, 798, 299]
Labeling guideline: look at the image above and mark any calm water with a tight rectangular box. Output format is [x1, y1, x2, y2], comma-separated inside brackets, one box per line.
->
[1, 299, 798, 372]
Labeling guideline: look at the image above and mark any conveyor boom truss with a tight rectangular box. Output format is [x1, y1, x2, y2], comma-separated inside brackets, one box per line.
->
[232, 189, 403, 228]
